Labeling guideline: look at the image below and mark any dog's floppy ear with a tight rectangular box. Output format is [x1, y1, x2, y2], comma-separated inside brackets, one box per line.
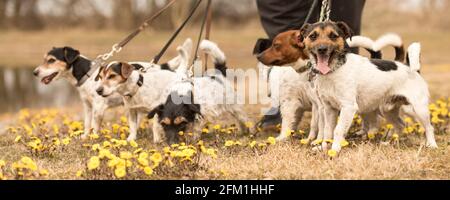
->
[253, 38, 273, 55]
[187, 103, 202, 117]
[335, 21, 354, 40]
[148, 104, 164, 119]
[63, 46, 80, 65]
[298, 24, 311, 47]
[290, 30, 304, 48]
[120, 62, 134, 79]
[95, 66, 105, 81]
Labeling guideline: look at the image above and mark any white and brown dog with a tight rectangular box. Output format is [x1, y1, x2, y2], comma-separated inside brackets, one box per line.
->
[147, 40, 254, 144]
[299, 21, 437, 153]
[256, 30, 405, 143]
[95, 39, 192, 143]
[34, 46, 183, 140]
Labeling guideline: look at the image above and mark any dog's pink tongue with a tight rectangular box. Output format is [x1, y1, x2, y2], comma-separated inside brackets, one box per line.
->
[317, 55, 331, 75]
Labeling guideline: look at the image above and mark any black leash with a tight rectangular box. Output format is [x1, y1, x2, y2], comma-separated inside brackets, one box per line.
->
[193, 0, 212, 65]
[303, 0, 319, 26]
[153, 0, 204, 64]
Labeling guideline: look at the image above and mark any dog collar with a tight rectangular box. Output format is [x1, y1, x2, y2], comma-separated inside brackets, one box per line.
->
[137, 74, 144, 87]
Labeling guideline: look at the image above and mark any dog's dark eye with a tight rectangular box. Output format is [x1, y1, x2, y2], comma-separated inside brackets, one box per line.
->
[107, 74, 116, 79]
[47, 58, 56, 64]
[329, 32, 338, 40]
[309, 32, 318, 41]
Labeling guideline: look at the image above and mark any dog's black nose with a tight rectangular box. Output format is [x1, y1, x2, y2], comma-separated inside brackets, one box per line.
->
[33, 69, 39, 76]
[96, 87, 104, 95]
[317, 46, 328, 55]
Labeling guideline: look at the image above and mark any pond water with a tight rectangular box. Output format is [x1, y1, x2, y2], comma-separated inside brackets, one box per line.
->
[0, 67, 79, 114]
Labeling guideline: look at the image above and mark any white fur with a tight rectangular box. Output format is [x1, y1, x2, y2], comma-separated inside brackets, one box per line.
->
[314, 50, 437, 153]
[373, 33, 403, 52]
[408, 43, 421, 72]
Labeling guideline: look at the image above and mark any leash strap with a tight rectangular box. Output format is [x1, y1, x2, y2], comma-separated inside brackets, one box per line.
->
[192, 0, 212, 66]
[153, 0, 204, 64]
[77, 1, 177, 87]
[319, 0, 332, 22]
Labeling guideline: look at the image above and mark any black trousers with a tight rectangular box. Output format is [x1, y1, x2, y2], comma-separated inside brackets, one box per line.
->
[257, 0, 366, 40]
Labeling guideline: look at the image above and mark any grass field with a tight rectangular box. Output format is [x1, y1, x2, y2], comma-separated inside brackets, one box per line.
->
[0, 22, 449, 180]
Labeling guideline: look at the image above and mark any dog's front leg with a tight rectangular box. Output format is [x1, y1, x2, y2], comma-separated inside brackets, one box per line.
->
[331, 104, 358, 153]
[80, 101, 92, 140]
[152, 114, 164, 144]
[278, 100, 303, 141]
[91, 102, 107, 135]
[322, 104, 338, 151]
[127, 109, 138, 141]
[307, 103, 319, 141]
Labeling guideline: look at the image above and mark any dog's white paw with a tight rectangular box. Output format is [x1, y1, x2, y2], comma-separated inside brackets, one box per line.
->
[127, 135, 137, 142]
[331, 142, 342, 153]
[426, 141, 438, 149]
[276, 135, 289, 142]
[80, 133, 89, 141]
[380, 141, 391, 146]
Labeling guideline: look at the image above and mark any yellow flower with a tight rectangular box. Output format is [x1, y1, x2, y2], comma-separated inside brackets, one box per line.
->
[0, 160, 6, 167]
[327, 149, 337, 157]
[202, 128, 209, 134]
[129, 140, 138, 148]
[367, 133, 375, 139]
[385, 124, 394, 129]
[392, 133, 399, 140]
[213, 124, 221, 130]
[21, 157, 37, 171]
[285, 129, 294, 137]
[249, 141, 257, 148]
[14, 135, 22, 143]
[206, 148, 217, 159]
[267, 137, 276, 145]
[99, 149, 112, 159]
[87, 156, 100, 171]
[92, 144, 100, 151]
[39, 169, 49, 176]
[120, 116, 128, 125]
[178, 131, 184, 136]
[224, 140, 235, 147]
[114, 166, 126, 178]
[138, 157, 149, 166]
[52, 138, 60, 146]
[52, 125, 59, 135]
[76, 170, 83, 177]
[404, 117, 413, 124]
[23, 125, 33, 136]
[89, 133, 99, 140]
[119, 151, 133, 160]
[133, 148, 143, 154]
[258, 143, 267, 148]
[245, 122, 254, 128]
[340, 140, 349, 147]
[300, 139, 309, 145]
[112, 124, 120, 134]
[325, 139, 334, 143]
[144, 166, 153, 176]
[150, 153, 163, 163]
[62, 137, 71, 145]
[103, 141, 111, 148]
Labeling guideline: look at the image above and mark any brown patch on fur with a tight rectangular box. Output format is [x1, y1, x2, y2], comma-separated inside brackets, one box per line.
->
[161, 117, 172, 126]
[96, 64, 127, 87]
[257, 30, 308, 66]
[174, 116, 188, 125]
[390, 95, 410, 105]
[41, 54, 68, 70]
[120, 63, 134, 79]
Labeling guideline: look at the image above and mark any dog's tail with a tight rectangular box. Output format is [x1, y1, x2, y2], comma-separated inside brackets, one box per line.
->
[406, 42, 421, 72]
[200, 40, 227, 76]
[347, 36, 381, 59]
[373, 33, 405, 62]
[174, 38, 193, 75]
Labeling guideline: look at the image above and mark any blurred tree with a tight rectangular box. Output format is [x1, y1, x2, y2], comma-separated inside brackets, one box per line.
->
[12, 0, 44, 30]
[113, 0, 136, 30]
[0, 0, 7, 28]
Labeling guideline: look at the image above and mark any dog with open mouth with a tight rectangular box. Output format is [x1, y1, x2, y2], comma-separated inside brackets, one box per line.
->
[256, 29, 405, 143]
[34, 46, 183, 140]
[300, 21, 437, 153]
